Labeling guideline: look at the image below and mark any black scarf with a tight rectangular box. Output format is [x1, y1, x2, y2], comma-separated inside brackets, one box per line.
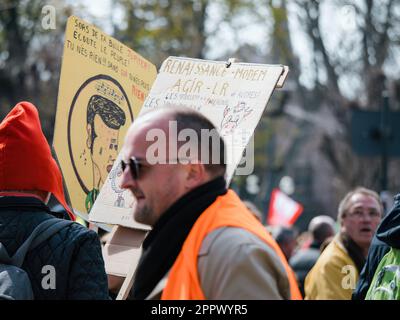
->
[340, 233, 366, 273]
[130, 176, 227, 300]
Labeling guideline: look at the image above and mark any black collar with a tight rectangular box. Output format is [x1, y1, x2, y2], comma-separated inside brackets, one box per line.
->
[131, 176, 227, 299]
[0, 196, 50, 211]
[0, 196, 66, 219]
[340, 232, 366, 273]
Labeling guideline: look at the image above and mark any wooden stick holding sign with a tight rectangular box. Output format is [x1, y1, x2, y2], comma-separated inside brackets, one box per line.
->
[116, 249, 138, 300]
[102, 225, 147, 299]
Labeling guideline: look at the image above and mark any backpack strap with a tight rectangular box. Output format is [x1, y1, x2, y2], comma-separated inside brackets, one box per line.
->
[10, 219, 74, 268]
[0, 243, 12, 264]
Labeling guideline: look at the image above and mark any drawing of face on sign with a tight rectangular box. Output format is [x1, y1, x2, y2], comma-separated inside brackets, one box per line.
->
[68, 75, 133, 213]
[221, 101, 253, 135]
[108, 160, 127, 208]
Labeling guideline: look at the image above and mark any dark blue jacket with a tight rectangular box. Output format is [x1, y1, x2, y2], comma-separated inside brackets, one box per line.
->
[289, 242, 321, 297]
[0, 196, 109, 299]
[352, 193, 400, 299]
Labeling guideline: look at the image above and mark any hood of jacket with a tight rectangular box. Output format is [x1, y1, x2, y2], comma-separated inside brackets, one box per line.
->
[376, 194, 400, 249]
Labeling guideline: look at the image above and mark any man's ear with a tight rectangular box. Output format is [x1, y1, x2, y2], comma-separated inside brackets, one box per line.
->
[185, 163, 208, 189]
[339, 218, 346, 232]
[86, 124, 92, 149]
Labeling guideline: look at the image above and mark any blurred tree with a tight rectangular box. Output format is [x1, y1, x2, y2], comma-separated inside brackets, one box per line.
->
[0, 0, 72, 139]
[291, 0, 400, 198]
[230, 0, 400, 225]
[259, 0, 400, 224]
[112, 0, 212, 66]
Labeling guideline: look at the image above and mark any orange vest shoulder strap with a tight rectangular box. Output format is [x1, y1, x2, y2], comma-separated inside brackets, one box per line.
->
[162, 190, 302, 300]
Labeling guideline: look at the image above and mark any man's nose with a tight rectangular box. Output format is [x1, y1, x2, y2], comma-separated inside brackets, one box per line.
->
[120, 166, 137, 189]
[361, 212, 372, 222]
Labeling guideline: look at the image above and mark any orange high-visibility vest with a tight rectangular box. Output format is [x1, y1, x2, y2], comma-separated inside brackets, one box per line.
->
[161, 190, 302, 300]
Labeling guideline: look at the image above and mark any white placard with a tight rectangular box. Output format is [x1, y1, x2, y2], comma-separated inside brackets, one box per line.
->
[89, 56, 287, 228]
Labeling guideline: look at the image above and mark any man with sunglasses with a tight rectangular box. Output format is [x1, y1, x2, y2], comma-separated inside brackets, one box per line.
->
[121, 107, 301, 300]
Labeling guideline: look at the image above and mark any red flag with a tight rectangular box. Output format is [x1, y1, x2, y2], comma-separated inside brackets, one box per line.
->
[267, 188, 303, 226]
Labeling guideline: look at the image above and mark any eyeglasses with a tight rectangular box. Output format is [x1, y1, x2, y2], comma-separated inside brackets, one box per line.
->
[120, 156, 193, 180]
[120, 157, 143, 180]
[346, 209, 381, 220]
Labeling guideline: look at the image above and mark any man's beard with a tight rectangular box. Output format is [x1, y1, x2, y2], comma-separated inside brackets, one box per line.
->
[134, 202, 153, 226]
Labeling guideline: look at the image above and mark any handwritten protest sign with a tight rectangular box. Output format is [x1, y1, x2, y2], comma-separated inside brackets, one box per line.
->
[53, 16, 157, 223]
[89, 56, 288, 228]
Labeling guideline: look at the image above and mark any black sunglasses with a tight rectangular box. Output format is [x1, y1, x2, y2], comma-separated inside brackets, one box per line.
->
[120, 157, 143, 180]
[121, 156, 191, 180]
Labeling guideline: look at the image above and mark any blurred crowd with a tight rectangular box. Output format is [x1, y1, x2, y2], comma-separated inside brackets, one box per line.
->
[0, 102, 398, 300]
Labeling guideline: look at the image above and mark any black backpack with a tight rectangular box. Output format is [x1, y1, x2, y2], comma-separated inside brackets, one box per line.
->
[0, 219, 74, 300]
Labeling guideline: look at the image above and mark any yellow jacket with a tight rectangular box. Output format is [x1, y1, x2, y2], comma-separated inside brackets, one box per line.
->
[304, 234, 358, 300]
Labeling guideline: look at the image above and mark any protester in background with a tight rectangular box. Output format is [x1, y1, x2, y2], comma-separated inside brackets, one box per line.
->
[0, 102, 109, 299]
[304, 187, 383, 299]
[271, 226, 298, 261]
[353, 194, 400, 300]
[320, 235, 334, 253]
[121, 107, 301, 300]
[290, 215, 336, 296]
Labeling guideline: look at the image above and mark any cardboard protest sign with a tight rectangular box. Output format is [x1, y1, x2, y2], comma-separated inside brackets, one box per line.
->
[102, 226, 147, 277]
[267, 188, 303, 226]
[53, 16, 157, 223]
[89, 56, 288, 228]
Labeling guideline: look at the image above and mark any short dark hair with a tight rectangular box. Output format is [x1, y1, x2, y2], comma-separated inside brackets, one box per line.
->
[272, 226, 297, 246]
[87, 95, 126, 152]
[308, 215, 335, 245]
[169, 108, 226, 177]
[313, 223, 334, 245]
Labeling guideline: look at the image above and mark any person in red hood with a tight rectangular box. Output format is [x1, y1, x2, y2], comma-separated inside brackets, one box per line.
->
[0, 101, 74, 219]
[0, 102, 109, 299]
